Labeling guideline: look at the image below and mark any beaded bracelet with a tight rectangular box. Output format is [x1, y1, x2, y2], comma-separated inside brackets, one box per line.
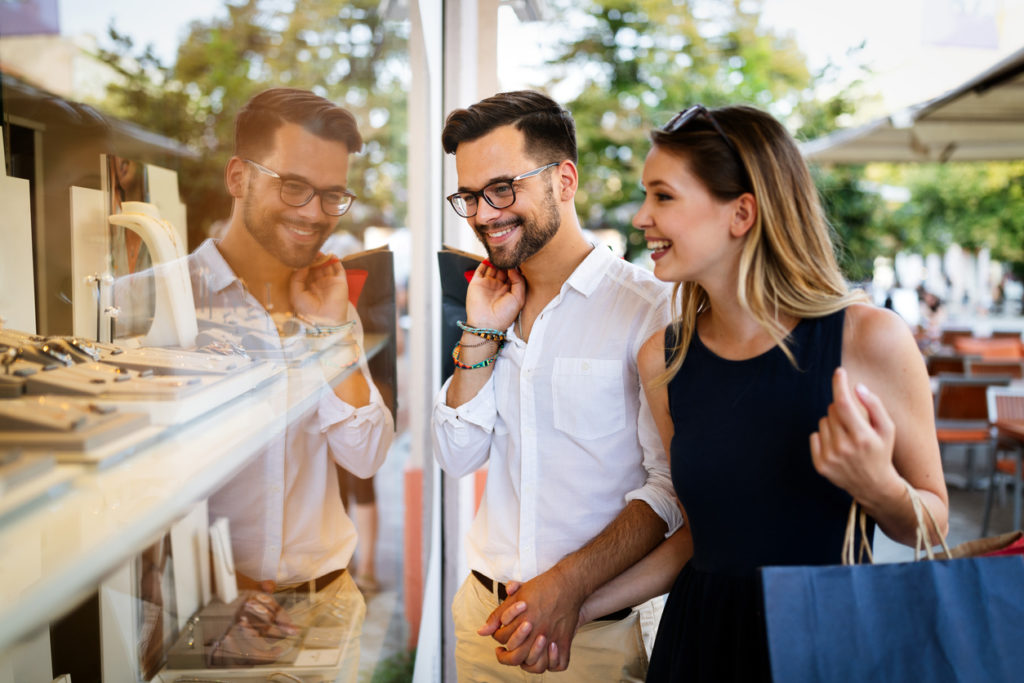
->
[457, 320, 506, 343]
[452, 341, 501, 370]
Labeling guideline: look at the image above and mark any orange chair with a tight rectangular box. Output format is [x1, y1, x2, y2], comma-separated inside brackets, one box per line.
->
[965, 358, 1024, 379]
[981, 387, 1024, 535]
[940, 328, 973, 346]
[954, 336, 1023, 360]
[990, 330, 1023, 340]
[934, 375, 1011, 489]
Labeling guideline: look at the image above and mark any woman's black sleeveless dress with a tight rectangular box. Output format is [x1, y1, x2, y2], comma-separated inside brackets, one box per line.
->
[646, 310, 874, 682]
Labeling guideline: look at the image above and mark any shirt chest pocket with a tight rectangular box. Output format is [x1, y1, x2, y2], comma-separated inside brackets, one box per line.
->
[551, 358, 625, 439]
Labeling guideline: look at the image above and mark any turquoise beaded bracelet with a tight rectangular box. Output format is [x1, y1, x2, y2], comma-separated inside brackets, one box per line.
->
[457, 320, 506, 343]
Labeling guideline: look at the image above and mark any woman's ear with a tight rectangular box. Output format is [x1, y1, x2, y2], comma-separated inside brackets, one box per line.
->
[729, 193, 757, 237]
[225, 157, 247, 198]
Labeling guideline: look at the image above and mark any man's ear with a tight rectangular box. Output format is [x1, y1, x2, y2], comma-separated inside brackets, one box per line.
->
[556, 160, 579, 202]
[729, 193, 757, 237]
[225, 156, 247, 198]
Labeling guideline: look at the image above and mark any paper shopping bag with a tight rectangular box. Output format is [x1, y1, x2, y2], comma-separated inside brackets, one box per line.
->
[761, 555, 1024, 683]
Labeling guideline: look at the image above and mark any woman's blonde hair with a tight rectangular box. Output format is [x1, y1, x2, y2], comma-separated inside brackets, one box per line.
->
[651, 105, 866, 384]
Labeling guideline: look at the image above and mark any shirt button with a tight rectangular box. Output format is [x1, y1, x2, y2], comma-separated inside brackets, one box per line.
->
[582, 361, 590, 372]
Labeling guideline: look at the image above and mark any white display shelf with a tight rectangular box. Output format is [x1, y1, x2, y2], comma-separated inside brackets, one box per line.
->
[0, 333, 387, 652]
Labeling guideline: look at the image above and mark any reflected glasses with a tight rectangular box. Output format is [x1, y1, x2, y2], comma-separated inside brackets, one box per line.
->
[245, 159, 356, 217]
[663, 104, 740, 157]
[446, 162, 560, 218]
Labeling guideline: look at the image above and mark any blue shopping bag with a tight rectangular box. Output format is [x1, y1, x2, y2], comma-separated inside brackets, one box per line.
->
[761, 552, 1024, 682]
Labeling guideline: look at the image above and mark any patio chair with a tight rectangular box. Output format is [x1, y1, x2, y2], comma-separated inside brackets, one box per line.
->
[981, 386, 1024, 535]
[954, 336, 1023, 360]
[934, 375, 1011, 489]
[965, 358, 1024, 379]
[926, 354, 968, 376]
[939, 328, 973, 346]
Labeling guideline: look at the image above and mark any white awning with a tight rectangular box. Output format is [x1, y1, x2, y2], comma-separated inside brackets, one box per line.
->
[801, 46, 1024, 164]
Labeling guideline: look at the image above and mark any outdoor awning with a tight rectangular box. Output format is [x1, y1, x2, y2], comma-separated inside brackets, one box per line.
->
[801, 46, 1024, 164]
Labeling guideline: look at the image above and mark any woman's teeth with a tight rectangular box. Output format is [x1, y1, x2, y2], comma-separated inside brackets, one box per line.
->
[647, 239, 672, 251]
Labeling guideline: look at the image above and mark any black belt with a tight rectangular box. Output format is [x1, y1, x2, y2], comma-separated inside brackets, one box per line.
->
[472, 570, 632, 622]
[278, 567, 346, 595]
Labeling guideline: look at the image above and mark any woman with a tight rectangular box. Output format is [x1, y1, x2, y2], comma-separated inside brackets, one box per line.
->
[490, 104, 948, 681]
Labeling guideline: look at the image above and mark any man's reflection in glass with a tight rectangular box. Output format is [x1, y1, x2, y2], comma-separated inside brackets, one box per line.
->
[116, 88, 394, 674]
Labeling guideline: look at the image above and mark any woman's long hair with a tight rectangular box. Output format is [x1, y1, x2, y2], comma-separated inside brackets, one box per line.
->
[651, 105, 866, 384]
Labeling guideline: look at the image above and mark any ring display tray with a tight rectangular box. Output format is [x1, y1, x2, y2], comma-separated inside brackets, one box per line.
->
[157, 588, 360, 683]
[92, 360, 282, 426]
[0, 398, 151, 452]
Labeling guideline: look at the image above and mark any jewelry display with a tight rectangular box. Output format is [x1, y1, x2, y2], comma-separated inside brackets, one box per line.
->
[108, 202, 198, 347]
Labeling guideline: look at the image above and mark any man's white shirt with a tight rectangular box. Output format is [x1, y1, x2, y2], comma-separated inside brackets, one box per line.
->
[432, 245, 682, 582]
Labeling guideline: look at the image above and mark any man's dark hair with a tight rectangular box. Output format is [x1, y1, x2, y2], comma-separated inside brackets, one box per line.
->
[234, 87, 363, 159]
[441, 90, 577, 164]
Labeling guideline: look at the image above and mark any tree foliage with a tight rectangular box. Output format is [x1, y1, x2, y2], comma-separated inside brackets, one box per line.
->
[532, 0, 877, 270]
[879, 162, 1024, 278]
[92, 0, 409, 247]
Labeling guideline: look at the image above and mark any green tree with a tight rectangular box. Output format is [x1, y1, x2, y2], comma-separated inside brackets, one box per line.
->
[887, 162, 1024, 279]
[92, 0, 409, 247]
[535, 0, 874, 269]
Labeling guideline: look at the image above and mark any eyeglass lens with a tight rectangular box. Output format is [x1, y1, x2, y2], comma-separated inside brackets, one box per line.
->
[278, 181, 352, 216]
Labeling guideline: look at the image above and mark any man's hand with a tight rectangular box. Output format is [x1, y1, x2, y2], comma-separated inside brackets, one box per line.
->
[477, 567, 584, 672]
[465, 261, 525, 331]
[290, 252, 349, 323]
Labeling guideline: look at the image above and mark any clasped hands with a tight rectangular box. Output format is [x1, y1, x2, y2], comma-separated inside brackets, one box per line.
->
[475, 567, 586, 674]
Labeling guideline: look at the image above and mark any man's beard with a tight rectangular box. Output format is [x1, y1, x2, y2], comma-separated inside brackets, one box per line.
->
[241, 182, 332, 269]
[478, 184, 561, 269]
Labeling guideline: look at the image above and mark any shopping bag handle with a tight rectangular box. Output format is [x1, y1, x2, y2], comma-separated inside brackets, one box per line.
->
[842, 478, 951, 565]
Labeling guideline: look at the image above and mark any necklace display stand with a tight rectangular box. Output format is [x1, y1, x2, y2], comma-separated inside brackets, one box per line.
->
[108, 202, 198, 349]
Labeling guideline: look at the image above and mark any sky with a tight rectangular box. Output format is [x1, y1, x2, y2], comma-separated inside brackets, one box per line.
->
[497, 0, 1024, 121]
[57, 0, 1024, 122]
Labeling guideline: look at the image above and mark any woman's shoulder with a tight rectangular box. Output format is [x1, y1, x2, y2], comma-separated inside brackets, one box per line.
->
[841, 302, 920, 369]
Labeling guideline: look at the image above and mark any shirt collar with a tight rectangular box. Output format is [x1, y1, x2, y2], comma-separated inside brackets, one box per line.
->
[192, 238, 241, 293]
[563, 243, 615, 298]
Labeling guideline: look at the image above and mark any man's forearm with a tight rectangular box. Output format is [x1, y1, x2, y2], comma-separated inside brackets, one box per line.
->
[445, 331, 500, 407]
[550, 499, 667, 605]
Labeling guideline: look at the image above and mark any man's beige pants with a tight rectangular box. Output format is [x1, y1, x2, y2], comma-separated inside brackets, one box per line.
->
[452, 573, 648, 682]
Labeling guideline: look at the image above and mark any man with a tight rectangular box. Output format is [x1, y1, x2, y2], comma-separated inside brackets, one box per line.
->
[206, 87, 393, 593]
[431, 90, 681, 681]
[116, 88, 393, 665]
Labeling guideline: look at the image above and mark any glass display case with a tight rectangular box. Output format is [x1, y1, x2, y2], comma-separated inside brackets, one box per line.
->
[0, 3, 412, 680]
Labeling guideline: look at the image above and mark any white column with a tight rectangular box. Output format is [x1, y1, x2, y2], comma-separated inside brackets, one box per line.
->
[408, 0, 445, 679]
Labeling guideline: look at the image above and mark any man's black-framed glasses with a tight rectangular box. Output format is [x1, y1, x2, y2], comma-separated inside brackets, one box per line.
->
[245, 159, 357, 217]
[446, 161, 560, 218]
[663, 104, 740, 157]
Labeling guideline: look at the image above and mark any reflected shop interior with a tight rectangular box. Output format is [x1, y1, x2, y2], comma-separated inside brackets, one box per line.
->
[0, 1, 439, 681]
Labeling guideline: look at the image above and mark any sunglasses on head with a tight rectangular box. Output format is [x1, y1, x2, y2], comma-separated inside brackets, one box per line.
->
[662, 104, 740, 158]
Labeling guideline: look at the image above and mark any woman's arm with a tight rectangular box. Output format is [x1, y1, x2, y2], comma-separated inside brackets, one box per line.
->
[812, 303, 949, 546]
[579, 523, 692, 625]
